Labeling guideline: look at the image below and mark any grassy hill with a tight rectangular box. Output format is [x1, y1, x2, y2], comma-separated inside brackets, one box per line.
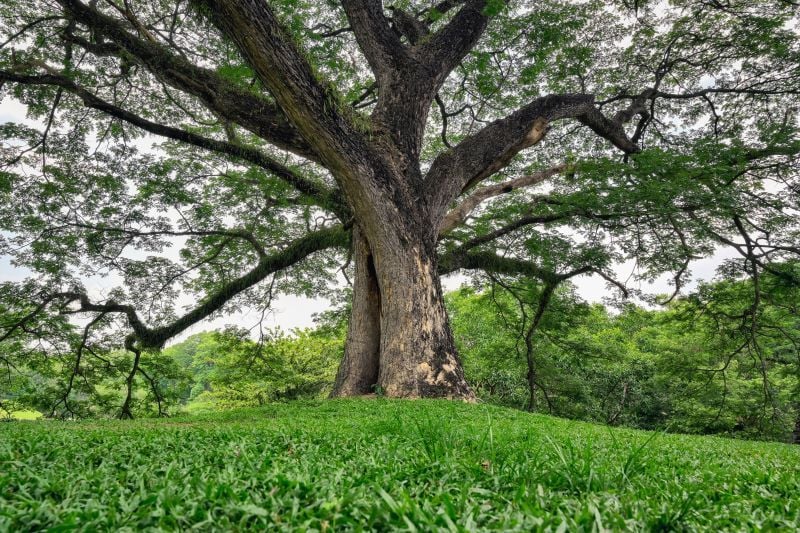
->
[1, 400, 799, 531]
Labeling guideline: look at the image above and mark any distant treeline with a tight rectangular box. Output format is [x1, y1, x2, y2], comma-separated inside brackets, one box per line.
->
[4, 270, 799, 444]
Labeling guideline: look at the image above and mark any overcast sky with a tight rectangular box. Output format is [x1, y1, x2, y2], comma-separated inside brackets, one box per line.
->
[0, 98, 737, 341]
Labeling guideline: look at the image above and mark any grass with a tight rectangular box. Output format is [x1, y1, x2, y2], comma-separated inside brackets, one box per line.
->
[2, 409, 42, 421]
[1, 399, 799, 531]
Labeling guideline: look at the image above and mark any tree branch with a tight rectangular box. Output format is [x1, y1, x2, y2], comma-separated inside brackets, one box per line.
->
[439, 164, 568, 235]
[418, 0, 493, 82]
[425, 93, 640, 216]
[439, 249, 559, 284]
[193, 0, 380, 200]
[341, 0, 409, 80]
[56, 0, 315, 159]
[0, 68, 345, 214]
[12, 227, 348, 351]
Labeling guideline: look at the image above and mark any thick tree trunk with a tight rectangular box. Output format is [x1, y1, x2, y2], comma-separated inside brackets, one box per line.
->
[331, 227, 381, 396]
[374, 243, 473, 399]
[332, 222, 474, 400]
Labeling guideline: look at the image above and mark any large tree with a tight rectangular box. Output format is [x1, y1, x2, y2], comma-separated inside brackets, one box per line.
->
[0, 0, 798, 414]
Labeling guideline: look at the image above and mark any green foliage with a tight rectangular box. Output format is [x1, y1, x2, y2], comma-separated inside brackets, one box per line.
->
[448, 273, 800, 442]
[446, 287, 525, 405]
[164, 325, 344, 411]
[1, 0, 799, 417]
[0, 306, 188, 420]
[1, 400, 799, 530]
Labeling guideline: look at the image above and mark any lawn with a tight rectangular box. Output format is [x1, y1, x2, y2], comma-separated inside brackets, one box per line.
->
[1, 399, 798, 531]
[2, 410, 42, 421]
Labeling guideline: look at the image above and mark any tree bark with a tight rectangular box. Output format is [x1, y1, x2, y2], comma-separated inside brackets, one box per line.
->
[182, 0, 639, 405]
[333, 216, 474, 400]
[526, 362, 537, 412]
[331, 226, 381, 396]
[373, 241, 473, 399]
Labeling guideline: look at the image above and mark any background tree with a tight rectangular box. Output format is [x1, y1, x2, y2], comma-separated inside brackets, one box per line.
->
[450, 269, 800, 441]
[448, 280, 589, 412]
[0, 0, 798, 414]
[665, 262, 800, 441]
[170, 326, 343, 409]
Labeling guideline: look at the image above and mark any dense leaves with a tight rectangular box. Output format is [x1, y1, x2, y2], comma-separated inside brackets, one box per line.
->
[450, 268, 800, 442]
[166, 326, 344, 410]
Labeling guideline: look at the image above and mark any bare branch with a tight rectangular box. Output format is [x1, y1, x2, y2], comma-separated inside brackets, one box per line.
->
[439, 164, 568, 235]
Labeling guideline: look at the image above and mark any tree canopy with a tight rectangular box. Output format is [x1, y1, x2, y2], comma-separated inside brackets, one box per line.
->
[0, 0, 798, 415]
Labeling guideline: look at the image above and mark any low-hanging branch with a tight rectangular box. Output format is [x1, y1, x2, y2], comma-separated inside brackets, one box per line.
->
[0, 68, 344, 215]
[3, 226, 348, 351]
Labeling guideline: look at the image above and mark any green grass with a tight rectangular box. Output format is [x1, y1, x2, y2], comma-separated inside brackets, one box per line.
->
[1, 400, 799, 531]
[3, 410, 42, 421]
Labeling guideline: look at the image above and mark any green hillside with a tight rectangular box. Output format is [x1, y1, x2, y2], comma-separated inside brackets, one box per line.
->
[2, 400, 799, 531]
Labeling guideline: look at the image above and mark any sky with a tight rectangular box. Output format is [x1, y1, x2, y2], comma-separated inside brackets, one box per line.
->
[0, 97, 738, 342]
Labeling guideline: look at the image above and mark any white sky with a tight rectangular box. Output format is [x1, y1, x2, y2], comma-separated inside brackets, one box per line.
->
[0, 97, 737, 341]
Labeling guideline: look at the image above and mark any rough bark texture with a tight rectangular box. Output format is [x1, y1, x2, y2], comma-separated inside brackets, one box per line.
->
[331, 227, 381, 396]
[439, 164, 567, 235]
[332, 216, 475, 399]
[373, 241, 473, 399]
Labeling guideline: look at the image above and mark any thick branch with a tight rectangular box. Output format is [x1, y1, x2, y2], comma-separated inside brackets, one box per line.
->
[193, 0, 383, 199]
[425, 94, 639, 216]
[25, 227, 348, 350]
[194, 0, 419, 247]
[440, 251, 629, 299]
[439, 250, 559, 284]
[57, 0, 314, 159]
[365, 0, 494, 169]
[418, 0, 492, 82]
[341, 0, 409, 79]
[193, 1, 356, 160]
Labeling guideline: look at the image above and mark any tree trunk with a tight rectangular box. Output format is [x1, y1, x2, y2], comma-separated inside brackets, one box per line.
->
[331, 226, 381, 396]
[793, 407, 800, 445]
[332, 222, 474, 400]
[608, 382, 629, 426]
[526, 362, 537, 412]
[524, 310, 539, 412]
[375, 243, 473, 399]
